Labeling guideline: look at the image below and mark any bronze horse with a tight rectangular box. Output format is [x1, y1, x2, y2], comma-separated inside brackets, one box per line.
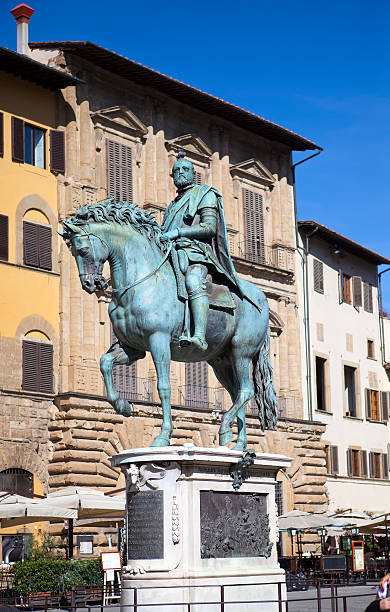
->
[62, 200, 278, 449]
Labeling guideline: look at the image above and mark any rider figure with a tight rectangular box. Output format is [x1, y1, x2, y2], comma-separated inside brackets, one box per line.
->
[161, 151, 243, 352]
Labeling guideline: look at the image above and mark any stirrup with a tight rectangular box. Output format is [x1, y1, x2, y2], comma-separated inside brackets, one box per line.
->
[179, 335, 208, 351]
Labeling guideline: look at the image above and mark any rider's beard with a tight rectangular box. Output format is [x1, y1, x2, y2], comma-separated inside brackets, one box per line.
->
[174, 175, 193, 190]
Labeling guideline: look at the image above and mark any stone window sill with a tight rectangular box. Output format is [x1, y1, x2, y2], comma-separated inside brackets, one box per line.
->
[315, 409, 333, 415]
[2, 387, 55, 400]
[367, 418, 386, 425]
[343, 415, 363, 421]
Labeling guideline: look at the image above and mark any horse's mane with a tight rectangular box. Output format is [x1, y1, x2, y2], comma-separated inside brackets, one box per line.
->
[64, 199, 166, 250]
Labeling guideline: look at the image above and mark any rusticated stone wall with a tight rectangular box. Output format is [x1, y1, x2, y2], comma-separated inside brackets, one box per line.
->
[50, 394, 327, 554]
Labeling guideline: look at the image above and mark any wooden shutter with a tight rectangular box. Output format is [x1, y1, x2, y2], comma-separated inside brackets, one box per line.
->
[352, 276, 362, 307]
[0, 113, 3, 157]
[361, 450, 368, 477]
[110, 325, 137, 399]
[12, 117, 24, 162]
[338, 269, 344, 303]
[106, 139, 133, 203]
[23, 221, 52, 269]
[382, 454, 389, 479]
[346, 448, 352, 474]
[22, 340, 53, 393]
[50, 130, 65, 173]
[185, 362, 208, 407]
[363, 282, 373, 313]
[369, 452, 375, 478]
[365, 388, 372, 420]
[38, 225, 52, 270]
[381, 391, 389, 422]
[39, 343, 53, 393]
[0, 214, 8, 261]
[23, 221, 39, 267]
[313, 259, 324, 294]
[22, 340, 39, 391]
[330, 445, 339, 475]
[243, 188, 264, 264]
[194, 170, 202, 185]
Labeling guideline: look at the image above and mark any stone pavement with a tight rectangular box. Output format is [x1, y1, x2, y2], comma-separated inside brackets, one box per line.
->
[287, 583, 378, 612]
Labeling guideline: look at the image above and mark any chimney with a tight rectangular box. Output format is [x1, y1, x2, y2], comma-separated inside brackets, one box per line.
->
[10, 3, 34, 55]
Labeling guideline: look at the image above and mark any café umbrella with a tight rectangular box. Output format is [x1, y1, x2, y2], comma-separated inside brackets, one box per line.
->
[278, 509, 342, 532]
[0, 492, 77, 528]
[45, 487, 125, 519]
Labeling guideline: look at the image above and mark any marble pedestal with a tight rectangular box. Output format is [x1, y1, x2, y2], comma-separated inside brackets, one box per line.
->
[111, 445, 291, 611]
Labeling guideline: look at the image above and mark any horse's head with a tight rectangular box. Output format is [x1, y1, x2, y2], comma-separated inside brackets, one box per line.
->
[61, 221, 109, 294]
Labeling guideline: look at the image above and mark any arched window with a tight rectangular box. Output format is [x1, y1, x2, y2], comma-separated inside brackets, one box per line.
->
[22, 331, 53, 393]
[23, 209, 52, 271]
[0, 468, 33, 496]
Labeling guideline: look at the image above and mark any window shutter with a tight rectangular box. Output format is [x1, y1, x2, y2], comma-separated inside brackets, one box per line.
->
[243, 188, 264, 264]
[0, 214, 8, 261]
[185, 362, 208, 407]
[313, 259, 324, 294]
[361, 450, 368, 477]
[12, 117, 24, 162]
[38, 225, 52, 270]
[22, 340, 39, 391]
[194, 170, 202, 185]
[365, 388, 372, 420]
[346, 448, 352, 474]
[50, 130, 65, 173]
[39, 343, 53, 393]
[369, 452, 375, 478]
[0, 113, 3, 157]
[363, 282, 373, 313]
[352, 276, 362, 307]
[23, 221, 39, 267]
[106, 139, 133, 203]
[330, 446, 339, 475]
[382, 454, 389, 479]
[381, 391, 389, 422]
[110, 324, 137, 399]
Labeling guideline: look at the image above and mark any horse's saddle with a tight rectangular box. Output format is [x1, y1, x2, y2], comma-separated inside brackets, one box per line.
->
[169, 246, 236, 311]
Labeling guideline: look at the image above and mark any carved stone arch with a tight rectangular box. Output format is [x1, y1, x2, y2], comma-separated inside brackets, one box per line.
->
[15, 194, 59, 271]
[15, 315, 59, 393]
[269, 309, 284, 337]
[0, 442, 48, 489]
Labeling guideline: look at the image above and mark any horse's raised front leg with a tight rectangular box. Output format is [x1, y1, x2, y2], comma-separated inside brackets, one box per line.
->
[149, 332, 172, 447]
[100, 342, 145, 417]
[219, 354, 254, 448]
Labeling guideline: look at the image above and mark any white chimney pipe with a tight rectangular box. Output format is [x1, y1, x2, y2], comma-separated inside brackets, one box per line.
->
[10, 4, 34, 55]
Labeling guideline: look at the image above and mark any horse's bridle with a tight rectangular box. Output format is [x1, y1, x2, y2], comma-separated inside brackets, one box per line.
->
[74, 230, 173, 298]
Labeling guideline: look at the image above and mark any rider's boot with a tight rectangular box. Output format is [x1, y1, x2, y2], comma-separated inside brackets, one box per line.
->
[187, 293, 208, 352]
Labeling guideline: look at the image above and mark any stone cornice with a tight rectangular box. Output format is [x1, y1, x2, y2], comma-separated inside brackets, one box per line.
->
[233, 255, 295, 285]
[230, 158, 275, 187]
[165, 134, 212, 165]
[90, 105, 148, 140]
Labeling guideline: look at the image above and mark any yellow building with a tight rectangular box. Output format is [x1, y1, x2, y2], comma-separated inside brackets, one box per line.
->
[0, 45, 79, 562]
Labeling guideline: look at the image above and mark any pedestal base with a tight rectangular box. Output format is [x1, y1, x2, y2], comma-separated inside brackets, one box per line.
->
[111, 445, 291, 611]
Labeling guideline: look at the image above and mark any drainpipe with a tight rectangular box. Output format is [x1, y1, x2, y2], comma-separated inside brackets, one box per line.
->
[291, 150, 321, 421]
[378, 267, 390, 365]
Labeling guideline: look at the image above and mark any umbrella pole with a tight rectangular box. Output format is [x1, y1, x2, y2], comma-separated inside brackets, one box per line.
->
[68, 518, 74, 559]
[386, 515, 389, 572]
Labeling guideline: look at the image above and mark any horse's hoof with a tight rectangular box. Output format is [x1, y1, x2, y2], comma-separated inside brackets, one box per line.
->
[150, 435, 171, 447]
[219, 428, 233, 446]
[114, 398, 131, 417]
[233, 441, 248, 451]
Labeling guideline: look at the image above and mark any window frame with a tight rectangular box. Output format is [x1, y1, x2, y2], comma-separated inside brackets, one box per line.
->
[343, 363, 359, 418]
[315, 354, 329, 412]
[24, 123, 46, 169]
[367, 339, 375, 359]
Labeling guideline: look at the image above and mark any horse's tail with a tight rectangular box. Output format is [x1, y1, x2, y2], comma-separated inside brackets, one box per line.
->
[252, 329, 278, 430]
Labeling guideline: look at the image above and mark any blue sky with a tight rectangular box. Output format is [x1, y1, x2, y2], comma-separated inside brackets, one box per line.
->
[2, 0, 389, 304]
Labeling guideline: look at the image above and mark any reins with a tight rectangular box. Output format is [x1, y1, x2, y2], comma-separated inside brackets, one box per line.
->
[110, 241, 173, 296]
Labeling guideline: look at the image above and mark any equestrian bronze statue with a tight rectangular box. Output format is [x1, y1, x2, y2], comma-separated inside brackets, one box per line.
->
[61, 153, 278, 450]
